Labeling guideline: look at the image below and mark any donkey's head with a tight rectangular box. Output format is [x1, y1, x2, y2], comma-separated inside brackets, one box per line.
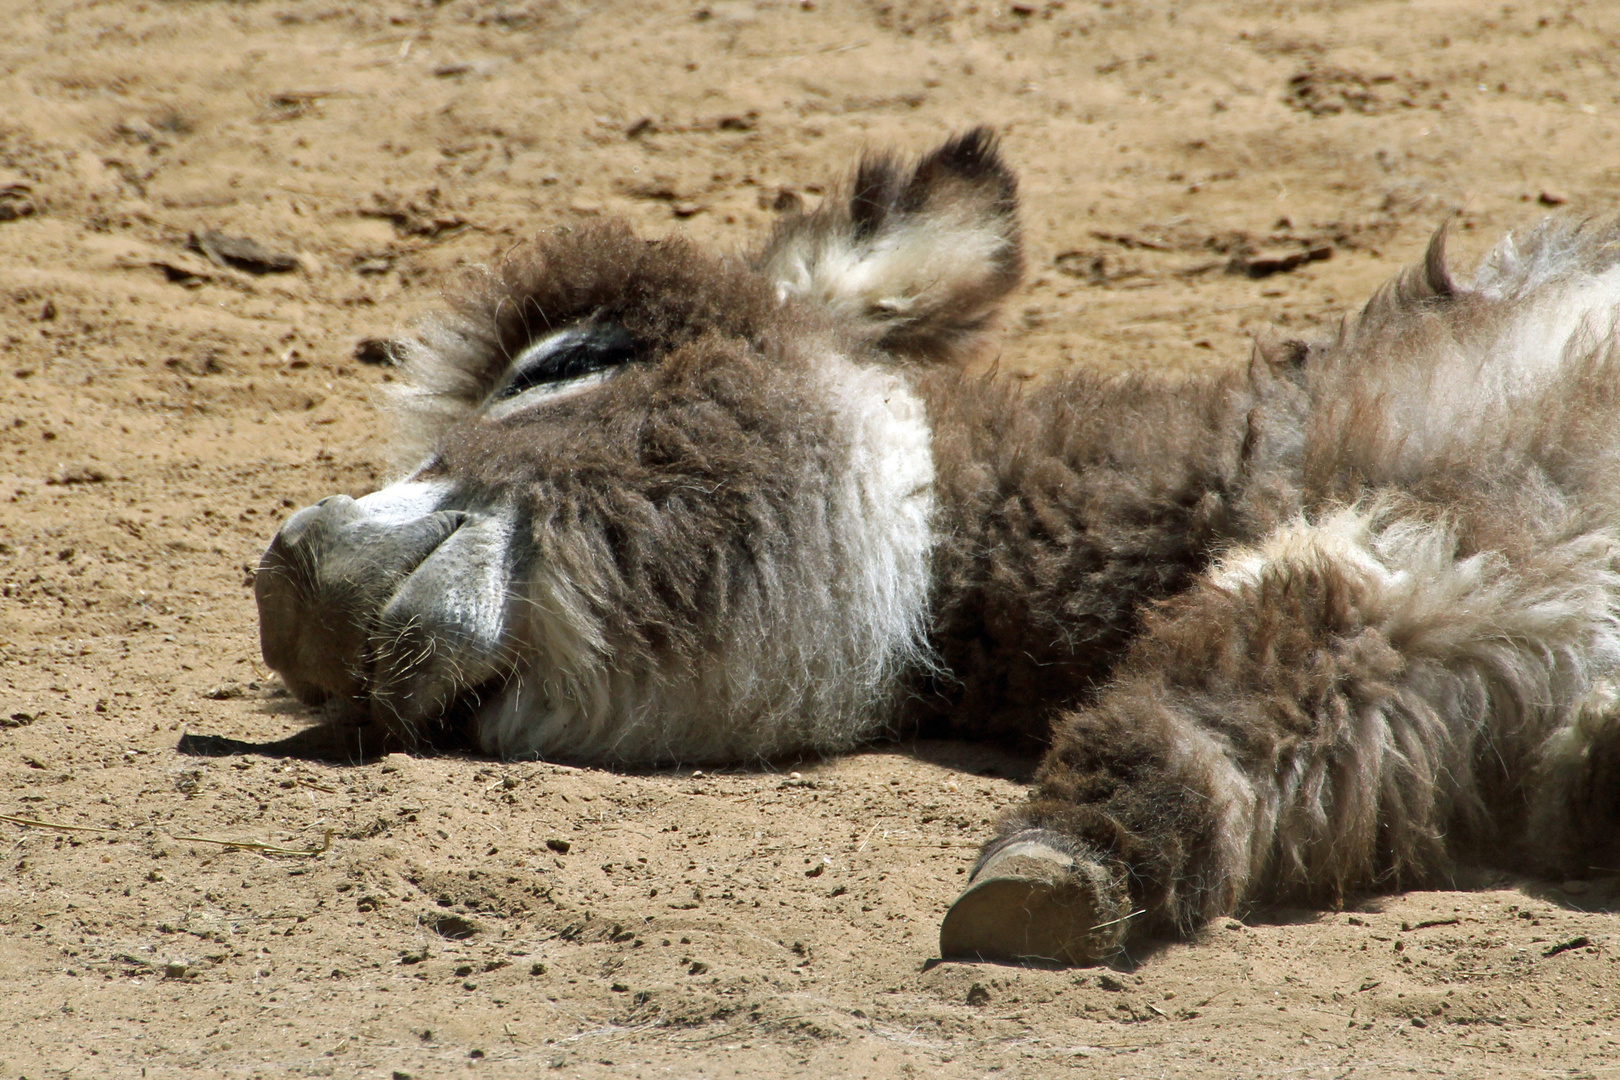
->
[256, 129, 1021, 763]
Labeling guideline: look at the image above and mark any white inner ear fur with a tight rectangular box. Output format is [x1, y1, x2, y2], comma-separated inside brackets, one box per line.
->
[767, 210, 1011, 325]
[470, 353, 940, 764]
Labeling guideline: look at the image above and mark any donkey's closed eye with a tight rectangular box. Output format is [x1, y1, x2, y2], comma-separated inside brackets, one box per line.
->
[497, 320, 640, 401]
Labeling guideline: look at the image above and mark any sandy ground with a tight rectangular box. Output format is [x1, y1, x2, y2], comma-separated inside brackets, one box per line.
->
[6, 1, 1620, 1077]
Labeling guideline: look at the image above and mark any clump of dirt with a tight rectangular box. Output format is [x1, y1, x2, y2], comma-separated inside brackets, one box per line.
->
[1283, 65, 1442, 116]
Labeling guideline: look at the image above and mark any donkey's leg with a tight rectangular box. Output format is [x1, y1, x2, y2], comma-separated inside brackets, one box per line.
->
[1526, 677, 1620, 877]
[940, 503, 1620, 965]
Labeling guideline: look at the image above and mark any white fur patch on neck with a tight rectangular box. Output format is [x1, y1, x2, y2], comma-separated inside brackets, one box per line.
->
[470, 354, 939, 764]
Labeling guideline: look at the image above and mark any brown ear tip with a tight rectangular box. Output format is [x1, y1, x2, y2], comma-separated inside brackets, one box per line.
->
[951, 124, 998, 150]
[1252, 334, 1309, 372]
[934, 127, 1010, 176]
[1423, 217, 1459, 297]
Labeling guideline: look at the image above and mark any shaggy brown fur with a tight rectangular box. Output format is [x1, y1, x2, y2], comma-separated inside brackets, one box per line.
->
[989, 217, 1620, 945]
[393, 222, 815, 460]
[910, 357, 1305, 746]
[258, 129, 1620, 962]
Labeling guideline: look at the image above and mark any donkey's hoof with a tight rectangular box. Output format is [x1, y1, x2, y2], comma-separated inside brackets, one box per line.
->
[939, 837, 1128, 966]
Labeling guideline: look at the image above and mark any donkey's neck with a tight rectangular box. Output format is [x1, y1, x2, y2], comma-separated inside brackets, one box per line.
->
[910, 362, 1299, 745]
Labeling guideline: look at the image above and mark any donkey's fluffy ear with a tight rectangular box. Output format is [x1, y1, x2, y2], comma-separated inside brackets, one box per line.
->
[756, 127, 1022, 359]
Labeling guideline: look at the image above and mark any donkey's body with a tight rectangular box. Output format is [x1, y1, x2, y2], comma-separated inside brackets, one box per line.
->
[257, 131, 1620, 964]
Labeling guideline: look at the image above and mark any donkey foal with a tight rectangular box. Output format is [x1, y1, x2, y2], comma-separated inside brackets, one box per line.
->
[256, 129, 1620, 966]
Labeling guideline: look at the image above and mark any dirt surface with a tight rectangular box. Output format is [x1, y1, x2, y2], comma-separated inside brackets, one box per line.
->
[6, 1, 1620, 1077]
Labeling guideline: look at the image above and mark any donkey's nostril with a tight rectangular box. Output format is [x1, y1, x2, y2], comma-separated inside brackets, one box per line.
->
[256, 493, 466, 708]
[273, 499, 345, 552]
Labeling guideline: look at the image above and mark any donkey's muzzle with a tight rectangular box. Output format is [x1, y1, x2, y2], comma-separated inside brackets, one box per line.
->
[256, 491, 516, 733]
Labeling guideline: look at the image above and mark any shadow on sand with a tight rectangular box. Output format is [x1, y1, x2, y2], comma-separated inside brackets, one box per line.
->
[177, 689, 1044, 781]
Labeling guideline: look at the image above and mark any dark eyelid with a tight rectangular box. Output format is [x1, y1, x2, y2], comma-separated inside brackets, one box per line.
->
[498, 322, 639, 400]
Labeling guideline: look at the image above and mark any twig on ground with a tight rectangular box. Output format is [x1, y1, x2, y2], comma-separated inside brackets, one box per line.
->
[170, 828, 334, 857]
[0, 813, 111, 834]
